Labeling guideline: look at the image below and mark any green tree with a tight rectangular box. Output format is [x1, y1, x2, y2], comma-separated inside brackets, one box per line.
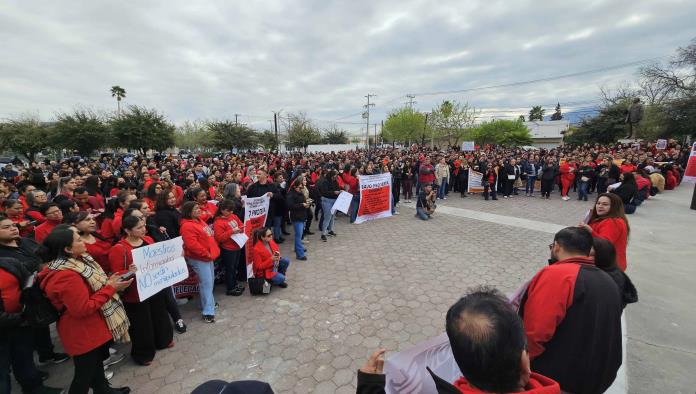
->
[110, 105, 175, 155]
[257, 130, 278, 151]
[382, 107, 427, 144]
[550, 103, 563, 120]
[653, 94, 696, 139]
[518, 115, 526, 122]
[207, 121, 258, 150]
[0, 116, 51, 161]
[429, 100, 478, 146]
[321, 126, 349, 144]
[563, 101, 629, 145]
[528, 105, 545, 121]
[284, 112, 321, 152]
[110, 86, 126, 116]
[471, 119, 532, 146]
[53, 108, 111, 156]
[175, 120, 213, 150]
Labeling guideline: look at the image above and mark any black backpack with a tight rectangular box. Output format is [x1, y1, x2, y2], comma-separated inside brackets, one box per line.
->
[20, 273, 61, 327]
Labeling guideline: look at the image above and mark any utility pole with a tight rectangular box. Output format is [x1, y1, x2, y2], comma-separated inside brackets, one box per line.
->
[363, 94, 376, 150]
[273, 112, 279, 152]
[405, 94, 417, 109]
[234, 114, 241, 126]
[423, 112, 430, 147]
[374, 123, 378, 149]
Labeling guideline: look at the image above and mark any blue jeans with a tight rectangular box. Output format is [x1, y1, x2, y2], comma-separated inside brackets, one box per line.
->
[0, 328, 43, 393]
[437, 178, 448, 199]
[272, 216, 283, 241]
[320, 197, 336, 235]
[189, 259, 216, 316]
[292, 221, 305, 258]
[578, 181, 589, 200]
[415, 207, 430, 220]
[270, 258, 290, 284]
[220, 248, 241, 291]
[525, 176, 537, 194]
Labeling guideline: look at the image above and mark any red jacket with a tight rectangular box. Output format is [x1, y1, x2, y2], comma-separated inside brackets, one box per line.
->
[110, 209, 125, 238]
[0, 269, 21, 313]
[24, 209, 46, 225]
[39, 267, 117, 356]
[251, 240, 280, 280]
[34, 220, 60, 244]
[100, 217, 117, 242]
[665, 171, 677, 190]
[108, 237, 154, 303]
[559, 163, 575, 182]
[589, 217, 628, 271]
[342, 173, 359, 194]
[453, 372, 559, 393]
[181, 218, 220, 262]
[213, 214, 244, 251]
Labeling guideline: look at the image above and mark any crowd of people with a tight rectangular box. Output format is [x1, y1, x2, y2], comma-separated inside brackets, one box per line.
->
[0, 138, 687, 393]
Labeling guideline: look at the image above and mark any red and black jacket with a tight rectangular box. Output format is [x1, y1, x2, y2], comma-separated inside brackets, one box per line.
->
[519, 257, 622, 394]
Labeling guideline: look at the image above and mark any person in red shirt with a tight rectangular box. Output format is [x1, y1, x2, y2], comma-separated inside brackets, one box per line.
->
[580, 193, 630, 271]
[143, 182, 162, 212]
[35, 203, 64, 244]
[251, 227, 289, 288]
[558, 160, 576, 201]
[108, 216, 173, 366]
[40, 228, 132, 393]
[192, 188, 217, 224]
[180, 202, 220, 323]
[212, 200, 245, 296]
[69, 212, 112, 273]
[2, 200, 34, 238]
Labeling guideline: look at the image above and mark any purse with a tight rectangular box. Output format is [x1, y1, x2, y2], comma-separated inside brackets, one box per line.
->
[248, 276, 271, 295]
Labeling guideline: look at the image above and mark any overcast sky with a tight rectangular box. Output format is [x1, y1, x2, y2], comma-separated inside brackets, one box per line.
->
[2, 0, 695, 133]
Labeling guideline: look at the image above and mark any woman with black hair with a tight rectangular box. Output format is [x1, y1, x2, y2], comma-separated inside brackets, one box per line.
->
[84, 175, 105, 212]
[610, 172, 638, 214]
[143, 182, 162, 212]
[213, 199, 246, 296]
[40, 228, 132, 393]
[153, 191, 181, 238]
[108, 216, 174, 366]
[66, 211, 113, 274]
[591, 237, 637, 309]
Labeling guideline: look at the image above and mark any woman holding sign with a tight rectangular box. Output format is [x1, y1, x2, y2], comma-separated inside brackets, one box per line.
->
[213, 199, 246, 296]
[180, 201, 220, 323]
[108, 216, 174, 365]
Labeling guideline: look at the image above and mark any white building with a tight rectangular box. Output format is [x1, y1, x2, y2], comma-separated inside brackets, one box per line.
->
[524, 120, 569, 149]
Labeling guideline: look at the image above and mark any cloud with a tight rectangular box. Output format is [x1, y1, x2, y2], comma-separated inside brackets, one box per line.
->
[0, 0, 694, 134]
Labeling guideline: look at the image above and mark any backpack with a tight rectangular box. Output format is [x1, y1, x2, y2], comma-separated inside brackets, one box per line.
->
[20, 273, 61, 327]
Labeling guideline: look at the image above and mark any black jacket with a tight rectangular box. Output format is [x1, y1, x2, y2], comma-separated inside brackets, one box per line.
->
[0, 238, 43, 273]
[0, 257, 30, 329]
[286, 189, 307, 222]
[154, 206, 182, 238]
[612, 183, 637, 205]
[540, 163, 558, 181]
[317, 177, 340, 199]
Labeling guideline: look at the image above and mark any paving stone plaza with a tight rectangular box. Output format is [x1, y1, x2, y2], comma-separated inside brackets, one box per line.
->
[35, 193, 602, 393]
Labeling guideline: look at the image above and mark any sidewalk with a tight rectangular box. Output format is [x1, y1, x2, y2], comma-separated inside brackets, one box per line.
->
[626, 184, 696, 393]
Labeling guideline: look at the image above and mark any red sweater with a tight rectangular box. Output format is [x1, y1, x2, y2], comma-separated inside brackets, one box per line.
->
[453, 373, 560, 393]
[40, 268, 117, 356]
[35, 220, 61, 244]
[589, 218, 628, 271]
[108, 237, 154, 303]
[198, 201, 218, 224]
[85, 237, 113, 274]
[559, 163, 575, 181]
[251, 240, 280, 280]
[180, 218, 220, 262]
[213, 214, 244, 251]
[0, 269, 21, 313]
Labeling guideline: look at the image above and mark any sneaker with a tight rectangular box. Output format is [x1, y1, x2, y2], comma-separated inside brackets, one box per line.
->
[321, 235, 327, 242]
[176, 298, 189, 305]
[277, 282, 288, 288]
[301, 239, 309, 244]
[393, 211, 400, 215]
[109, 347, 118, 356]
[215, 302, 220, 310]
[38, 353, 70, 365]
[297, 256, 307, 261]
[226, 288, 244, 296]
[38, 370, 49, 381]
[305, 230, 315, 235]
[203, 315, 215, 323]
[174, 319, 187, 333]
[328, 231, 337, 236]
[105, 370, 114, 380]
[274, 238, 285, 244]
[103, 353, 125, 368]
[503, 196, 508, 199]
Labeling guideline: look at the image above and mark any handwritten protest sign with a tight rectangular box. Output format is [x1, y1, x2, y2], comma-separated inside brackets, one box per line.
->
[331, 191, 353, 214]
[461, 141, 475, 152]
[131, 236, 188, 302]
[467, 168, 484, 193]
[356, 173, 392, 224]
[243, 195, 270, 277]
[656, 139, 667, 150]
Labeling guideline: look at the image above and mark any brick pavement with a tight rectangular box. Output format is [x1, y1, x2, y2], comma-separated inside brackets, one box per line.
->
[31, 191, 593, 393]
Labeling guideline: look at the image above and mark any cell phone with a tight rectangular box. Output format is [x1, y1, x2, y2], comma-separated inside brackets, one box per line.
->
[120, 271, 136, 281]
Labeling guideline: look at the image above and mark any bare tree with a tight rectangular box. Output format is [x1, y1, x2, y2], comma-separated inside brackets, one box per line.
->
[639, 38, 696, 97]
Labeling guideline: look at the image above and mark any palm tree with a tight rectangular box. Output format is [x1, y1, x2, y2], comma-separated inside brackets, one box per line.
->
[528, 105, 545, 121]
[110, 86, 126, 116]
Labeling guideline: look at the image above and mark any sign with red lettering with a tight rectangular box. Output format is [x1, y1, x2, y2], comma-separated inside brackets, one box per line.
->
[243, 195, 270, 277]
[356, 173, 392, 224]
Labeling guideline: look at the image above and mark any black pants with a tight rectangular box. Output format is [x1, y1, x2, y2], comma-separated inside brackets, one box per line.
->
[540, 179, 554, 197]
[483, 185, 497, 200]
[597, 178, 608, 193]
[220, 248, 241, 291]
[33, 325, 55, 359]
[303, 207, 313, 237]
[1, 328, 42, 393]
[69, 342, 111, 394]
[164, 287, 181, 322]
[392, 179, 401, 205]
[503, 179, 514, 197]
[123, 290, 173, 364]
